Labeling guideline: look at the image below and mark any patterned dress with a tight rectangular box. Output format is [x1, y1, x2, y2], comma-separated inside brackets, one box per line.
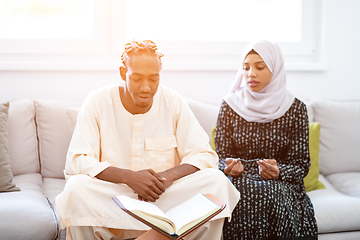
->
[215, 99, 318, 240]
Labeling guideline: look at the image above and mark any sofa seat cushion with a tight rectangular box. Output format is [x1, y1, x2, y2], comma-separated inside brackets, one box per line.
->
[43, 177, 67, 239]
[43, 177, 66, 207]
[0, 173, 57, 240]
[326, 172, 360, 197]
[318, 231, 360, 239]
[307, 175, 360, 234]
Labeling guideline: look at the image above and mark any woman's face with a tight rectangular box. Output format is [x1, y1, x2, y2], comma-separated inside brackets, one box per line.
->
[242, 53, 273, 92]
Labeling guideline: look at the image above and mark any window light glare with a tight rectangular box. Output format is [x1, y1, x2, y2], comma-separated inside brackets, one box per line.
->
[0, 0, 93, 39]
[125, 0, 302, 42]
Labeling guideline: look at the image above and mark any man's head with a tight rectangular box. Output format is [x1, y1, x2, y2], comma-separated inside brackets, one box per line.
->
[119, 40, 164, 114]
[121, 40, 164, 69]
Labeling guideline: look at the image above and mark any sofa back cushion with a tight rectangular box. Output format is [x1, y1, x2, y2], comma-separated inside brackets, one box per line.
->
[312, 100, 360, 175]
[35, 100, 82, 178]
[304, 101, 314, 123]
[185, 98, 220, 138]
[8, 99, 39, 176]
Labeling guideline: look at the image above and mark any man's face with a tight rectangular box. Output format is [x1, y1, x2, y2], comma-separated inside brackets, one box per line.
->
[121, 54, 161, 114]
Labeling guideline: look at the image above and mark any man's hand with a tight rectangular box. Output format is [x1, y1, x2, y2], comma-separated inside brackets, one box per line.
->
[156, 171, 175, 189]
[96, 164, 199, 202]
[157, 164, 199, 189]
[95, 167, 165, 202]
[126, 169, 166, 202]
[257, 159, 280, 180]
[224, 158, 244, 177]
[137, 164, 198, 201]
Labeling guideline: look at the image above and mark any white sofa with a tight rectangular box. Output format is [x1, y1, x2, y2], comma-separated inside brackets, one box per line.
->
[305, 100, 360, 239]
[0, 97, 359, 240]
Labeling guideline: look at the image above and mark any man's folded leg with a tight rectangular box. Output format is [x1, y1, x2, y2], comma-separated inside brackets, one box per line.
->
[135, 218, 225, 240]
[67, 226, 145, 240]
[56, 169, 240, 240]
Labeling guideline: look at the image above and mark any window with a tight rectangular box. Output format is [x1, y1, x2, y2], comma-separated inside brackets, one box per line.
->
[0, 0, 93, 39]
[115, 0, 324, 70]
[0, 0, 324, 71]
[0, 0, 107, 54]
[125, 0, 302, 43]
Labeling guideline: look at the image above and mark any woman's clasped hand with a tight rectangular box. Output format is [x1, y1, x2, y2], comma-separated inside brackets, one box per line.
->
[224, 158, 244, 177]
[224, 158, 280, 180]
[257, 159, 280, 180]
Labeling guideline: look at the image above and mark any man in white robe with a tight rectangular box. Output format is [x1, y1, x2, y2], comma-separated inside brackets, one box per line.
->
[55, 40, 240, 240]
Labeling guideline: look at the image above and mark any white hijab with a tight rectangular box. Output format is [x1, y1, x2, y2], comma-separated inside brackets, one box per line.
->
[223, 40, 295, 123]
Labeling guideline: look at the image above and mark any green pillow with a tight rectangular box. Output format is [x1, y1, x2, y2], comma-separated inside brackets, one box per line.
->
[211, 126, 216, 151]
[304, 122, 325, 192]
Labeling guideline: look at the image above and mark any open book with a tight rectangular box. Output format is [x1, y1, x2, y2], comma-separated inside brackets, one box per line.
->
[112, 193, 226, 239]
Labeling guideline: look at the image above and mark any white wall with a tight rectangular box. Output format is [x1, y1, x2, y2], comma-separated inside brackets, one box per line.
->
[1, 0, 359, 106]
[286, 0, 360, 103]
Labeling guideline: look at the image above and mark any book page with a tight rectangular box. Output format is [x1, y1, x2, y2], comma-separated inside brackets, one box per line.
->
[116, 195, 176, 234]
[165, 193, 220, 234]
[116, 195, 169, 220]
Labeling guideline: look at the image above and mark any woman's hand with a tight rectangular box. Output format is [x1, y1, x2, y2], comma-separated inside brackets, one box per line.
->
[257, 159, 280, 180]
[224, 158, 244, 178]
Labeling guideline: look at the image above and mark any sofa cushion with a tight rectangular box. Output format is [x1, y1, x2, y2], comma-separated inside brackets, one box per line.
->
[43, 177, 66, 207]
[304, 101, 314, 123]
[317, 231, 360, 239]
[35, 100, 83, 179]
[43, 176, 67, 240]
[0, 173, 58, 240]
[312, 100, 360, 175]
[303, 122, 325, 192]
[307, 174, 360, 234]
[0, 102, 20, 192]
[185, 98, 220, 138]
[8, 99, 39, 176]
[326, 172, 360, 198]
[66, 107, 81, 133]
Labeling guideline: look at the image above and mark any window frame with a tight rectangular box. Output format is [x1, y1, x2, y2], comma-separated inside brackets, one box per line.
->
[0, 0, 325, 71]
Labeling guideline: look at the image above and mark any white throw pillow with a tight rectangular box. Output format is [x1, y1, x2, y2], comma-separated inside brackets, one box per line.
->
[312, 100, 360, 175]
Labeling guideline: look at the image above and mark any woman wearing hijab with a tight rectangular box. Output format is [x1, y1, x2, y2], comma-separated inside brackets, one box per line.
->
[215, 40, 317, 239]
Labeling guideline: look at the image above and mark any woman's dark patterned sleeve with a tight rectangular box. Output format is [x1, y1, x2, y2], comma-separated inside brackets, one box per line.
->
[278, 101, 311, 184]
[215, 101, 235, 171]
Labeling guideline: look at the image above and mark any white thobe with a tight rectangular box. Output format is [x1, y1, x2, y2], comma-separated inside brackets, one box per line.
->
[55, 84, 240, 239]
